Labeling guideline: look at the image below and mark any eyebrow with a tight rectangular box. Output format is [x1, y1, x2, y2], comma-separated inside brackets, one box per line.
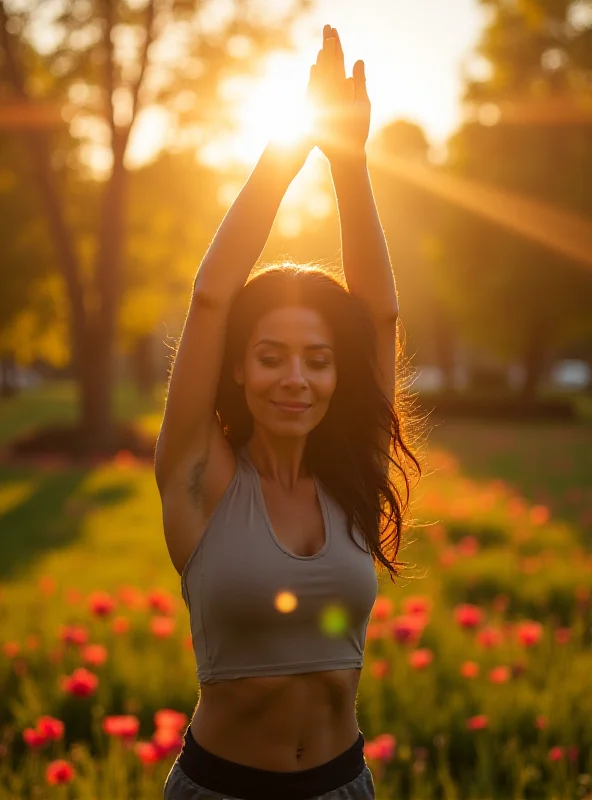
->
[254, 338, 333, 352]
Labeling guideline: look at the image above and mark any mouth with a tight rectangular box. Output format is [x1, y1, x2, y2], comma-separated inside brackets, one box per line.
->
[271, 401, 312, 414]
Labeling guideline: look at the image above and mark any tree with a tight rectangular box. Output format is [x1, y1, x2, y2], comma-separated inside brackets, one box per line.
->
[0, 0, 309, 452]
[431, 0, 592, 398]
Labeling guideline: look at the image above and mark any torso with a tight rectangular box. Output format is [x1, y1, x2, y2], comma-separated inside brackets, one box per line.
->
[164, 453, 363, 770]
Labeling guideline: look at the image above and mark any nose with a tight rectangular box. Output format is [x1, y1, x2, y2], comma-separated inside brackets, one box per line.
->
[279, 356, 308, 389]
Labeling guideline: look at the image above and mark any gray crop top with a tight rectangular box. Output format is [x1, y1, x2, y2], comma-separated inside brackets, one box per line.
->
[181, 447, 378, 683]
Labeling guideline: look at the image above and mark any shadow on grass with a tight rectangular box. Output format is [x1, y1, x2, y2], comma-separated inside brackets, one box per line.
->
[0, 467, 134, 580]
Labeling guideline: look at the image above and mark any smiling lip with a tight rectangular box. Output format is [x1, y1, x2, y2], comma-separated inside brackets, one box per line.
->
[271, 402, 311, 413]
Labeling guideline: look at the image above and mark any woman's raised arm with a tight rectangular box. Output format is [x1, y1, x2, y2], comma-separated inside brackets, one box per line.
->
[154, 140, 311, 491]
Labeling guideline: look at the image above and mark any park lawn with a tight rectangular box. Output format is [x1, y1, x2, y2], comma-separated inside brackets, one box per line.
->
[0, 381, 591, 799]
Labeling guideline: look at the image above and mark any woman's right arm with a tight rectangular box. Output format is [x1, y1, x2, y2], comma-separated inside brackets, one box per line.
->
[154, 142, 310, 492]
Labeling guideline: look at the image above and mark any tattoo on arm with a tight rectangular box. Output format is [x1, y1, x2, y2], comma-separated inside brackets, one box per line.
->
[187, 460, 206, 508]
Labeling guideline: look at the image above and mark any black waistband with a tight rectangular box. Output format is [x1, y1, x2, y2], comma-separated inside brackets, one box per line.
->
[177, 726, 366, 800]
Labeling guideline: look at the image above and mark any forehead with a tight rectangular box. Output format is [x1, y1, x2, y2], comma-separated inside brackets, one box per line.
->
[249, 305, 333, 346]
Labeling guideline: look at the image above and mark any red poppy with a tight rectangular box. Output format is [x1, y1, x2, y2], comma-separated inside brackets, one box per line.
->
[154, 709, 188, 732]
[46, 760, 75, 785]
[364, 733, 396, 762]
[88, 591, 116, 617]
[466, 715, 488, 730]
[476, 626, 503, 649]
[117, 586, 145, 610]
[530, 505, 550, 525]
[153, 726, 182, 756]
[409, 649, 433, 670]
[456, 536, 479, 557]
[2, 642, 19, 658]
[370, 659, 389, 679]
[516, 621, 543, 647]
[390, 615, 424, 646]
[61, 668, 98, 698]
[460, 661, 479, 679]
[135, 741, 163, 764]
[548, 746, 564, 762]
[103, 715, 140, 739]
[554, 627, 572, 645]
[147, 589, 176, 615]
[488, 666, 510, 684]
[402, 596, 431, 616]
[37, 716, 64, 741]
[112, 616, 131, 635]
[454, 604, 483, 629]
[150, 616, 175, 638]
[536, 715, 548, 730]
[370, 596, 393, 621]
[39, 576, 57, 597]
[59, 625, 89, 646]
[23, 728, 48, 748]
[82, 644, 108, 667]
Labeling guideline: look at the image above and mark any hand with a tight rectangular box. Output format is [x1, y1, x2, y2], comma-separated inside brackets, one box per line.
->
[307, 25, 371, 163]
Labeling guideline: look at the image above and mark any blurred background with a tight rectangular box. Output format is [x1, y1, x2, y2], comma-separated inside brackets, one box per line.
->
[1, 1, 591, 798]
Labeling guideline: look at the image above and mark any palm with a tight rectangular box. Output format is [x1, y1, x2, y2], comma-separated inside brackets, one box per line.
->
[307, 26, 371, 162]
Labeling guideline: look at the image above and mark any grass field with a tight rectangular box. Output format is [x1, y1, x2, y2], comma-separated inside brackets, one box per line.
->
[0, 382, 591, 799]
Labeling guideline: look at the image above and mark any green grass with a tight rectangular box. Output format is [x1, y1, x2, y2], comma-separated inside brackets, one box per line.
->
[0, 381, 591, 799]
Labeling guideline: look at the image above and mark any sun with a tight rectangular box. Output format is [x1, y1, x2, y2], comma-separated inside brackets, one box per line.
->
[229, 51, 315, 163]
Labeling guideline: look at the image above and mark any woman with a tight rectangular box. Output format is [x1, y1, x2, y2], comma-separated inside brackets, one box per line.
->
[155, 24, 422, 800]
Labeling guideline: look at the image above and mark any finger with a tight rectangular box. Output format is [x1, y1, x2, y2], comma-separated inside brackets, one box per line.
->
[353, 60, 369, 102]
[331, 28, 346, 82]
[323, 23, 332, 40]
[346, 76, 355, 102]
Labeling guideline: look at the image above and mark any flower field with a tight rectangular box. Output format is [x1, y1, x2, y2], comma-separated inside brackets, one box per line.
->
[1, 389, 591, 799]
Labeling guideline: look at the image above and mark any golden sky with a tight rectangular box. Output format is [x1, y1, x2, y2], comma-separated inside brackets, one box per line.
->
[129, 0, 488, 169]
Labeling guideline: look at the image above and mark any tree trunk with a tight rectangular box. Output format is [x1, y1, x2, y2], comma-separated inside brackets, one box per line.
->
[79, 134, 128, 452]
[521, 318, 551, 401]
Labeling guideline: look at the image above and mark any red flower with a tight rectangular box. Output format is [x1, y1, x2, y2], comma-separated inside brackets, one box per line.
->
[466, 715, 488, 730]
[536, 715, 548, 730]
[37, 716, 64, 741]
[103, 715, 140, 739]
[516, 621, 543, 647]
[112, 616, 131, 635]
[530, 505, 549, 525]
[23, 728, 48, 748]
[548, 746, 564, 762]
[554, 627, 572, 645]
[402, 596, 432, 616]
[460, 661, 480, 679]
[150, 616, 175, 638]
[390, 615, 424, 646]
[82, 644, 108, 667]
[456, 536, 479, 557]
[2, 641, 20, 658]
[488, 666, 511, 684]
[153, 726, 182, 756]
[39, 576, 57, 597]
[135, 741, 163, 764]
[409, 648, 433, 670]
[147, 589, 176, 615]
[364, 733, 396, 762]
[476, 626, 503, 649]
[59, 625, 89, 646]
[154, 709, 188, 732]
[370, 596, 393, 621]
[370, 659, 389, 679]
[117, 586, 145, 610]
[61, 668, 98, 698]
[454, 604, 483, 629]
[46, 760, 75, 785]
[88, 591, 116, 617]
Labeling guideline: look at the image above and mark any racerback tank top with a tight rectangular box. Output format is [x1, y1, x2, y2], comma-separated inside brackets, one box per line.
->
[181, 446, 378, 683]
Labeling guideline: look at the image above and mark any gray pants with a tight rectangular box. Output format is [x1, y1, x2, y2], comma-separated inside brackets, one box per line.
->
[163, 759, 376, 800]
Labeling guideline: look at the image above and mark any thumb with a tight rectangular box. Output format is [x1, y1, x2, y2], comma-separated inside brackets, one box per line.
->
[353, 60, 369, 102]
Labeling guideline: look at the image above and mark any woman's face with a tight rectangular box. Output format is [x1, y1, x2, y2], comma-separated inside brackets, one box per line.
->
[234, 305, 337, 440]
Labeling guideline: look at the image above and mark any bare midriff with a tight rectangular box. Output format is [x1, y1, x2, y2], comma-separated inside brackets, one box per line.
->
[190, 667, 362, 771]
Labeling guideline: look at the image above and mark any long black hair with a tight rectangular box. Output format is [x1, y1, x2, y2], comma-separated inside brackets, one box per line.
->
[215, 263, 426, 584]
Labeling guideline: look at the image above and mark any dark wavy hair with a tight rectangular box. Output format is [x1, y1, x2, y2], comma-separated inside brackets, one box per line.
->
[215, 263, 425, 584]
